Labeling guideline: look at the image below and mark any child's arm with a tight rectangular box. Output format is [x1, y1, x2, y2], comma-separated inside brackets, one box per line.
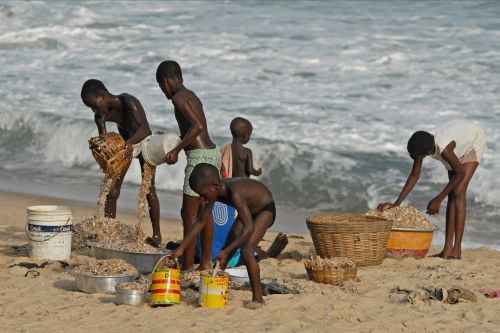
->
[378, 156, 423, 210]
[123, 97, 152, 145]
[171, 200, 213, 258]
[426, 141, 465, 214]
[165, 98, 204, 164]
[94, 113, 107, 135]
[245, 149, 262, 176]
[216, 196, 254, 266]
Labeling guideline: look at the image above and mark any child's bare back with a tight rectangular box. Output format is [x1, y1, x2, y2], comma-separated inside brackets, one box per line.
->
[230, 117, 262, 178]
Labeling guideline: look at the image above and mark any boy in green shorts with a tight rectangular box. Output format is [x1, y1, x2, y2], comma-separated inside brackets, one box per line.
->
[156, 60, 220, 271]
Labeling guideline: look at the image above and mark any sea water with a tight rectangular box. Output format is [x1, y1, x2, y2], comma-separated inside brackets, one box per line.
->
[0, 1, 499, 248]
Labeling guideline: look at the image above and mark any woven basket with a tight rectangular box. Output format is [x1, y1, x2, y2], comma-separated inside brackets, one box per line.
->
[88, 133, 131, 180]
[304, 258, 357, 285]
[306, 214, 393, 266]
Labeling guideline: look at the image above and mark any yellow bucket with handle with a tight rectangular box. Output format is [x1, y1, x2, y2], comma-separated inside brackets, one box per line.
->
[150, 256, 181, 306]
[198, 272, 229, 308]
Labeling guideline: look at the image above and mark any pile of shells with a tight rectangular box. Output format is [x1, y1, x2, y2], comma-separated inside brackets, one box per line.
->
[117, 281, 150, 291]
[366, 206, 436, 229]
[72, 217, 146, 249]
[303, 256, 356, 270]
[75, 259, 137, 276]
[103, 242, 159, 254]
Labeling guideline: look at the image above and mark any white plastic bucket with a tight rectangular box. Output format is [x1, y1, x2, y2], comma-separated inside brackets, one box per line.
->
[141, 133, 181, 166]
[26, 205, 73, 260]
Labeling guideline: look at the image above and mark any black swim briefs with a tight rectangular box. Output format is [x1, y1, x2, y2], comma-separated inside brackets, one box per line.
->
[258, 200, 276, 227]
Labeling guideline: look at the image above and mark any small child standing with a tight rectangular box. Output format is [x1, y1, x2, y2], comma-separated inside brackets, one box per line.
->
[219, 117, 287, 259]
[220, 117, 262, 179]
[378, 119, 486, 260]
[172, 163, 276, 308]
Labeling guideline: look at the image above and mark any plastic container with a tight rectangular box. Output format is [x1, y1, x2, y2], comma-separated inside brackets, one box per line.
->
[386, 227, 437, 259]
[198, 272, 229, 308]
[26, 205, 73, 260]
[141, 133, 181, 166]
[225, 268, 249, 283]
[150, 256, 181, 306]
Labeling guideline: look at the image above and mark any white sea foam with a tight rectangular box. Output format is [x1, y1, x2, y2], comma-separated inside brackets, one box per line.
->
[0, 1, 499, 246]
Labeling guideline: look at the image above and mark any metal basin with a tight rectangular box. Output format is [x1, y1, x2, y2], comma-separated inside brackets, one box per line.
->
[75, 273, 136, 294]
[90, 243, 168, 274]
[115, 287, 148, 306]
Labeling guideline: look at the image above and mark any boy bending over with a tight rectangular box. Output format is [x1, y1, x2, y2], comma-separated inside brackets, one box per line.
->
[378, 119, 486, 259]
[81, 79, 161, 245]
[172, 163, 276, 307]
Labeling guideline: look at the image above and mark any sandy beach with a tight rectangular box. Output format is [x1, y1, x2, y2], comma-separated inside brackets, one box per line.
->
[0, 190, 499, 333]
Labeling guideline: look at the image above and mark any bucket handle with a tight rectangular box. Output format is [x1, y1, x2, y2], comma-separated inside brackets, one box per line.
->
[25, 217, 72, 243]
[151, 254, 179, 274]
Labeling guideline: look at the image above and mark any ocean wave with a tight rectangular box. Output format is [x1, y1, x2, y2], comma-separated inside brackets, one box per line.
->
[1, 1, 499, 245]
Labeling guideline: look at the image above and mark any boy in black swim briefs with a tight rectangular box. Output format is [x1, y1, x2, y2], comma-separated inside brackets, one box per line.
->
[172, 163, 276, 307]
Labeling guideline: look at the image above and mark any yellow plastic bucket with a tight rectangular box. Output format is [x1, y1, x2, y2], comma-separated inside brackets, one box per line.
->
[150, 257, 181, 306]
[198, 272, 229, 308]
[386, 227, 437, 259]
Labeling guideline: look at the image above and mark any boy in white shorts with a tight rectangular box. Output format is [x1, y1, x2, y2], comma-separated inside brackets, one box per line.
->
[378, 119, 486, 260]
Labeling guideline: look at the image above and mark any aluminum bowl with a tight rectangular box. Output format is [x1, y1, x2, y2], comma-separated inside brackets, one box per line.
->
[115, 287, 148, 306]
[75, 272, 136, 294]
[90, 243, 168, 274]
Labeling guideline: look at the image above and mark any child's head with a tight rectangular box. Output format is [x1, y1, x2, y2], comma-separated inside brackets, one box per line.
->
[189, 163, 221, 201]
[230, 117, 253, 143]
[81, 79, 109, 112]
[407, 131, 434, 159]
[156, 60, 182, 99]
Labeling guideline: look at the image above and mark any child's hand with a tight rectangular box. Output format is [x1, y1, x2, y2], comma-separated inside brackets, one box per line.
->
[377, 202, 395, 211]
[171, 247, 183, 259]
[124, 143, 133, 161]
[426, 198, 441, 215]
[216, 250, 228, 270]
[165, 149, 179, 165]
[255, 167, 263, 176]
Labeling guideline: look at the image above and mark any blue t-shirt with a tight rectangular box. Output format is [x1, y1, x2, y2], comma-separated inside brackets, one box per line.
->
[196, 202, 240, 267]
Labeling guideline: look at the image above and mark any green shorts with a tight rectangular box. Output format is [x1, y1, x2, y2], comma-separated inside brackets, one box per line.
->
[184, 147, 221, 197]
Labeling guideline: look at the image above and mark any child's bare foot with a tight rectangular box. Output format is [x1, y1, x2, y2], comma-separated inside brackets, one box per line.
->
[145, 236, 161, 248]
[431, 247, 453, 259]
[195, 262, 212, 271]
[430, 251, 445, 258]
[446, 249, 461, 260]
[181, 266, 195, 273]
[243, 300, 264, 310]
[266, 232, 288, 258]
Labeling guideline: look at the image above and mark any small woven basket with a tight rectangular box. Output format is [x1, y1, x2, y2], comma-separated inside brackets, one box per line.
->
[306, 214, 393, 266]
[304, 257, 357, 285]
[89, 133, 131, 180]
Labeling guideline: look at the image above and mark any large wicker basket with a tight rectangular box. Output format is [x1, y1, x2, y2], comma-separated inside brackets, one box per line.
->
[89, 133, 131, 180]
[306, 214, 393, 266]
[304, 257, 357, 285]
